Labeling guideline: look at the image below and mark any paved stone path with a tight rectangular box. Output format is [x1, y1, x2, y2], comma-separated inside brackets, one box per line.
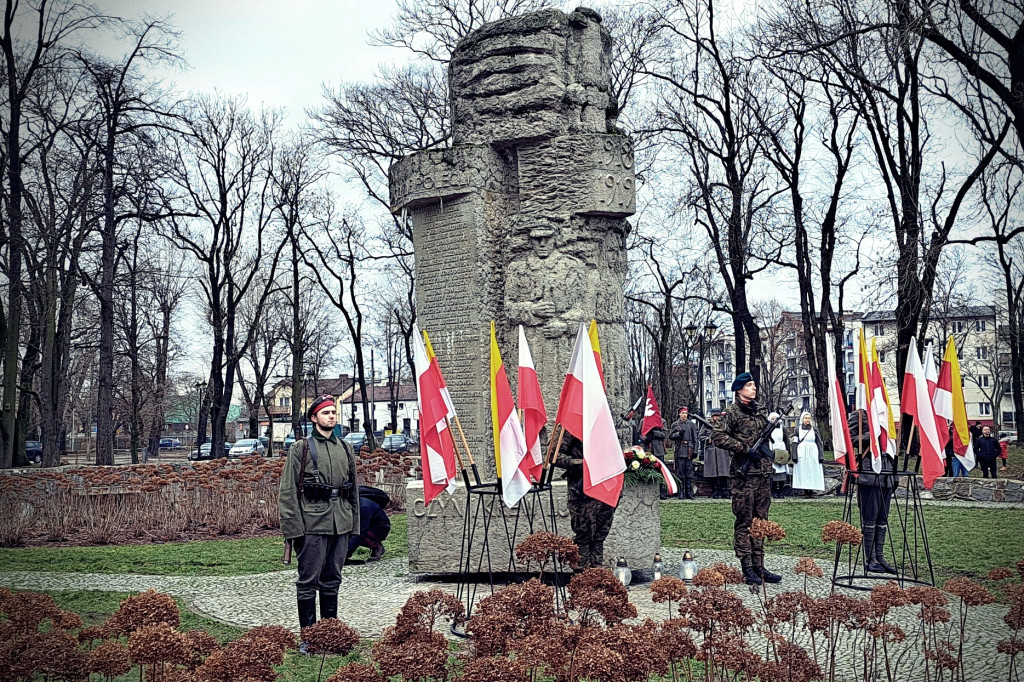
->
[1, 546, 1014, 681]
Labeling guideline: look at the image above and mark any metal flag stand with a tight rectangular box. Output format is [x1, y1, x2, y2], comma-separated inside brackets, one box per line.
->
[451, 425, 568, 636]
[831, 446, 935, 592]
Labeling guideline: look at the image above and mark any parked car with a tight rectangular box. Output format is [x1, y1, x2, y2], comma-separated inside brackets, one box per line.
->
[344, 432, 368, 451]
[381, 433, 416, 453]
[228, 438, 266, 458]
[258, 436, 270, 452]
[159, 437, 181, 449]
[188, 441, 233, 461]
[25, 441, 42, 464]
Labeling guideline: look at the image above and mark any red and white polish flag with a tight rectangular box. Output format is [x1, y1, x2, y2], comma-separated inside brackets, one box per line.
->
[640, 385, 664, 438]
[413, 325, 458, 506]
[555, 324, 625, 507]
[902, 337, 944, 489]
[517, 326, 547, 483]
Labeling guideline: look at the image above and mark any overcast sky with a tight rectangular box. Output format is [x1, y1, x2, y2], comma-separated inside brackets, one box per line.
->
[94, 0, 405, 124]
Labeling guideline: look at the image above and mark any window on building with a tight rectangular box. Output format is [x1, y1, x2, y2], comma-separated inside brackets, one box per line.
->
[403, 417, 411, 432]
[802, 397, 810, 412]
[976, 320, 987, 332]
[879, 350, 886, 363]
[800, 377, 810, 393]
[952, 320, 965, 333]
[979, 403, 992, 416]
[1004, 412, 1016, 426]
[719, 380, 726, 394]
[977, 346, 989, 360]
[873, 324, 885, 336]
[787, 378, 798, 395]
[979, 375, 990, 388]
[718, 361, 725, 373]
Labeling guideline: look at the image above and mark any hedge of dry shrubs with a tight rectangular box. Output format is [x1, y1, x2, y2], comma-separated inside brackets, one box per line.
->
[0, 449, 415, 548]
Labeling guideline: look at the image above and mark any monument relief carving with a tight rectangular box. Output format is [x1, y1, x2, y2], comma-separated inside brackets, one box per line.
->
[389, 7, 636, 486]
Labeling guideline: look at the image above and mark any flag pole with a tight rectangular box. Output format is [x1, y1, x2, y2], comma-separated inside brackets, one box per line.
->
[542, 424, 566, 487]
[451, 414, 481, 486]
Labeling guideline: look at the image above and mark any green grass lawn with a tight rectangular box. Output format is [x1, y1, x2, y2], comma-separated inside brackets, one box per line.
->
[661, 501, 1024, 581]
[0, 515, 408, 575]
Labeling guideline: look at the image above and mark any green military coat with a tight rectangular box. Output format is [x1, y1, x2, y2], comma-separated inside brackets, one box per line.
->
[278, 429, 360, 541]
[711, 399, 773, 478]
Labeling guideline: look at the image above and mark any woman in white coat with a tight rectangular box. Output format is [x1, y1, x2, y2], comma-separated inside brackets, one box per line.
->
[791, 412, 825, 495]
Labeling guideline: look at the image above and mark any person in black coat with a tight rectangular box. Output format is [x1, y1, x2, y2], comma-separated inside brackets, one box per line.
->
[669, 407, 701, 499]
[347, 488, 392, 561]
[975, 426, 1001, 479]
[848, 409, 897, 575]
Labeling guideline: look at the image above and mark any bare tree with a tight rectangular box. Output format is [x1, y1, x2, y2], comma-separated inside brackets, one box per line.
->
[74, 18, 184, 465]
[769, 0, 1009, 384]
[299, 206, 376, 448]
[164, 94, 287, 458]
[0, 0, 102, 467]
[644, 0, 788, 379]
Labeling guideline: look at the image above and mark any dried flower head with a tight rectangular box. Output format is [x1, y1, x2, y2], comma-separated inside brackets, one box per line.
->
[128, 622, 192, 667]
[567, 568, 638, 625]
[302, 618, 360, 656]
[692, 568, 725, 588]
[709, 562, 745, 585]
[998, 639, 1024, 656]
[240, 624, 297, 652]
[750, 518, 786, 542]
[870, 581, 911, 609]
[944, 577, 995, 607]
[460, 655, 531, 682]
[88, 640, 132, 679]
[765, 591, 810, 628]
[650, 576, 688, 605]
[466, 579, 556, 657]
[326, 662, 386, 682]
[907, 586, 948, 607]
[989, 567, 1014, 582]
[372, 630, 449, 681]
[51, 609, 84, 631]
[107, 589, 180, 635]
[31, 630, 90, 681]
[78, 624, 112, 646]
[515, 531, 580, 568]
[658, 618, 697, 661]
[392, 589, 465, 636]
[1, 590, 61, 630]
[685, 587, 755, 633]
[794, 557, 824, 578]
[184, 630, 220, 661]
[822, 520, 862, 545]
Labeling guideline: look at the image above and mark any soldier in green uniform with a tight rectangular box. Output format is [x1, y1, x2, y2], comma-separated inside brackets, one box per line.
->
[279, 395, 360, 652]
[555, 433, 617, 571]
[711, 373, 782, 586]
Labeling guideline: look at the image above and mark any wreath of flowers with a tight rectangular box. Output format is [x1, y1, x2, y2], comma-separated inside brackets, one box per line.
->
[622, 445, 673, 487]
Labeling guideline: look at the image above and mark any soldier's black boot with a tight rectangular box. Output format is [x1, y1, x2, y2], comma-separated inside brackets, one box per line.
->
[758, 565, 782, 583]
[575, 547, 590, 573]
[862, 525, 885, 573]
[741, 558, 762, 586]
[591, 542, 605, 569]
[320, 591, 338, 620]
[297, 596, 317, 655]
[874, 525, 898, 574]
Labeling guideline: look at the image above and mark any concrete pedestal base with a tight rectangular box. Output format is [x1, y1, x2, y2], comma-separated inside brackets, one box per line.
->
[405, 479, 660, 575]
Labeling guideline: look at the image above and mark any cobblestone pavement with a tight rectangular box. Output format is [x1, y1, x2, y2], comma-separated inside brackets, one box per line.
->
[0, 547, 1014, 681]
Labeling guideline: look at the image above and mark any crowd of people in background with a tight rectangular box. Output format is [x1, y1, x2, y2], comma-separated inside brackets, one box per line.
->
[629, 404, 829, 499]
[626, 405, 1013, 497]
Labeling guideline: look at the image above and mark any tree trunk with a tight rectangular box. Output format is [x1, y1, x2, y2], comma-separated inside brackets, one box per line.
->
[95, 129, 117, 466]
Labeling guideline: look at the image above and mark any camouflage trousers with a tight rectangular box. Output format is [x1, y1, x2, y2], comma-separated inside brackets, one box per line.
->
[567, 487, 616, 570]
[731, 473, 772, 569]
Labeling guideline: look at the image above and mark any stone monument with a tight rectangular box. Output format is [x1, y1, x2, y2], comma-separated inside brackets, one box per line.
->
[390, 7, 652, 573]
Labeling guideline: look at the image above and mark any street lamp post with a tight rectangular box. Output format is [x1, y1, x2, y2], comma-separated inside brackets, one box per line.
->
[193, 382, 205, 448]
[685, 323, 718, 414]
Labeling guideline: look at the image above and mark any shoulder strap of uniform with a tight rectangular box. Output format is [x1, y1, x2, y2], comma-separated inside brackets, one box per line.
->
[306, 435, 320, 471]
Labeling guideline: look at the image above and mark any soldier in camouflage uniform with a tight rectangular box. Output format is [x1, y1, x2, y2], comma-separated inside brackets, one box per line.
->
[711, 372, 782, 586]
[555, 433, 617, 571]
